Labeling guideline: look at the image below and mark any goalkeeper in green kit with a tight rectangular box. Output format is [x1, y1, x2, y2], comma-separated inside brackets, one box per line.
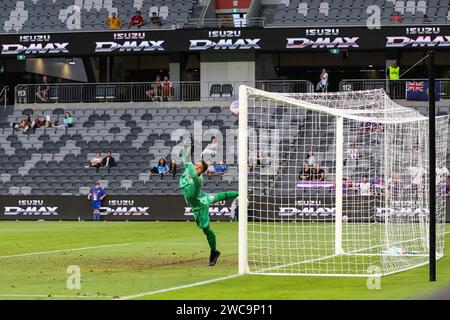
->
[179, 141, 238, 266]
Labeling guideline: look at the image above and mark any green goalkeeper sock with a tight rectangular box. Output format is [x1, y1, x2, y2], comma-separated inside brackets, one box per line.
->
[202, 226, 216, 252]
[214, 191, 238, 203]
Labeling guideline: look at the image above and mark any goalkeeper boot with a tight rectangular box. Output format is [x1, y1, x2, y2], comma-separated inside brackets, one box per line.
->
[209, 250, 221, 266]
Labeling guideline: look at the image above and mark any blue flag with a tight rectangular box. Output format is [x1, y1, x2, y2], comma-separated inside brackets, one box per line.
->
[406, 80, 440, 101]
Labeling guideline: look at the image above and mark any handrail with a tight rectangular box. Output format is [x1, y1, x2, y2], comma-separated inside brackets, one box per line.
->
[14, 80, 314, 105]
[0, 86, 9, 109]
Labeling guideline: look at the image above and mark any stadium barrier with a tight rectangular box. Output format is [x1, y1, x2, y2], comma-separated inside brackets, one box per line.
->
[1, 195, 449, 222]
[339, 78, 450, 100]
[0, 195, 235, 221]
[15, 80, 313, 104]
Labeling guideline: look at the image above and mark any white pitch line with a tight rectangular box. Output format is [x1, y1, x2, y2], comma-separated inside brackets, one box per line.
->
[0, 242, 237, 259]
[117, 274, 242, 300]
[0, 242, 141, 259]
[0, 294, 112, 299]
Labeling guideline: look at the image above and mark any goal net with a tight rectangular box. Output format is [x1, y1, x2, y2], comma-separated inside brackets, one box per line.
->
[238, 86, 447, 277]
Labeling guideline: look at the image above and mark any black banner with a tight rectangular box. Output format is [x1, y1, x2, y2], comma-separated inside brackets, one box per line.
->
[0, 25, 449, 57]
[0, 195, 235, 221]
[0, 195, 449, 222]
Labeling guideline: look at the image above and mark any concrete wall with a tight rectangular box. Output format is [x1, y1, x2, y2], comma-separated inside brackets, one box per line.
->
[200, 52, 255, 99]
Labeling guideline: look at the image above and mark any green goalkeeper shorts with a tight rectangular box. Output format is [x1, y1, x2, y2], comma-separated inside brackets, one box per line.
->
[191, 193, 215, 229]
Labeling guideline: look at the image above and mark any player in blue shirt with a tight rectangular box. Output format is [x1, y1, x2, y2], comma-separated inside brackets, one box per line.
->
[87, 182, 106, 221]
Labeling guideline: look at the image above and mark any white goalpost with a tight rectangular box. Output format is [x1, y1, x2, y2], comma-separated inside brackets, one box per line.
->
[238, 86, 447, 277]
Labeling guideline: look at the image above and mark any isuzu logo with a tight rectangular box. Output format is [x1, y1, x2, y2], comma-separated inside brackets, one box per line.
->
[95, 41, 165, 52]
[207, 30, 241, 38]
[286, 37, 359, 49]
[189, 39, 260, 50]
[113, 32, 145, 40]
[406, 27, 440, 35]
[305, 28, 340, 36]
[19, 35, 51, 42]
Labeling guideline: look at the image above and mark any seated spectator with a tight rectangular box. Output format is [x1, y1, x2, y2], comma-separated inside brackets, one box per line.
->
[306, 150, 317, 167]
[104, 12, 122, 29]
[32, 115, 45, 133]
[44, 114, 52, 128]
[55, 112, 74, 129]
[359, 176, 371, 196]
[150, 12, 161, 27]
[13, 115, 32, 133]
[447, 177, 450, 196]
[151, 158, 170, 178]
[345, 143, 362, 165]
[90, 152, 103, 172]
[101, 151, 117, 173]
[312, 163, 325, 181]
[422, 14, 430, 23]
[298, 161, 312, 181]
[206, 161, 216, 174]
[391, 11, 402, 23]
[129, 11, 145, 28]
[145, 75, 162, 101]
[168, 160, 177, 179]
[249, 151, 263, 171]
[201, 136, 218, 161]
[161, 76, 172, 101]
[343, 176, 355, 194]
[214, 161, 228, 175]
[35, 75, 49, 102]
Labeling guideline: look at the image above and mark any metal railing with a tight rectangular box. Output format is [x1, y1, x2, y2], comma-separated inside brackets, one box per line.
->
[1, 86, 9, 109]
[339, 79, 450, 100]
[15, 80, 313, 105]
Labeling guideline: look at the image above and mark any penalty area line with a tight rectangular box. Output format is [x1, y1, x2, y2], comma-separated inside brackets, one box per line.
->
[117, 274, 242, 300]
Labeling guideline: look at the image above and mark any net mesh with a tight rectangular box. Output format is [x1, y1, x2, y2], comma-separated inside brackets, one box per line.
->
[242, 88, 447, 276]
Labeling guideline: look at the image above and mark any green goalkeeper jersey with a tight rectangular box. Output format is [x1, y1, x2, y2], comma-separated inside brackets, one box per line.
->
[179, 147, 207, 206]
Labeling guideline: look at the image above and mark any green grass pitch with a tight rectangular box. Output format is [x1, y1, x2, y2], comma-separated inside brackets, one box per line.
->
[0, 221, 449, 300]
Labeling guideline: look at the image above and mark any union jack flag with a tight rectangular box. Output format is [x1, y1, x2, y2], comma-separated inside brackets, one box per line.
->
[406, 81, 424, 93]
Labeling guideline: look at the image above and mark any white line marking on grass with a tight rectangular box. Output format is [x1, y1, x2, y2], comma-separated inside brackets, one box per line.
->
[0, 242, 237, 259]
[117, 274, 242, 300]
[0, 242, 140, 259]
[0, 294, 112, 299]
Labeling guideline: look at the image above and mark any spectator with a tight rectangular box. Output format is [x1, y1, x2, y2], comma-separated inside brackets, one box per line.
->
[299, 161, 312, 181]
[202, 136, 218, 161]
[151, 158, 170, 177]
[35, 75, 50, 102]
[391, 11, 403, 23]
[145, 75, 162, 101]
[359, 175, 371, 196]
[54, 112, 74, 129]
[90, 152, 103, 172]
[102, 151, 117, 173]
[104, 12, 122, 30]
[422, 14, 430, 23]
[249, 151, 260, 171]
[436, 162, 449, 180]
[13, 114, 32, 133]
[343, 176, 355, 194]
[168, 160, 177, 179]
[150, 12, 161, 27]
[390, 172, 402, 194]
[161, 76, 173, 101]
[447, 177, 450, 196]
[31, 115, 45, 133]
[312, 163, 325, 181]
[315, 69, 328, 92]
[44, 114, 52, 128]
[129, 10, 145, 28]
[88, 182, 106, 221]
[214, 160, 228, 175]
[306, 150, 317, 167]
[206, 161, 216, 174]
